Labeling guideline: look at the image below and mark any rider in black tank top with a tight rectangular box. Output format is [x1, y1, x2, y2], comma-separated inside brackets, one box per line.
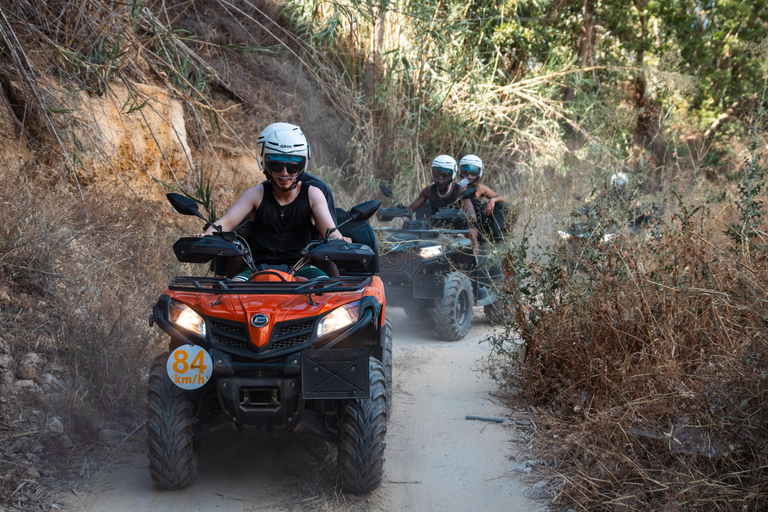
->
[250, 182, 313, 266]
[428, 183, 460, 214]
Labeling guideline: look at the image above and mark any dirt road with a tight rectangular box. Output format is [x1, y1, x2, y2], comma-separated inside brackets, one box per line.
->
[63, 309, 543, 512]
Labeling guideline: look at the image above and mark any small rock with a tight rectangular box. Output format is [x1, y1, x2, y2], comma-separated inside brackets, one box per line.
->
[0, 290, 10, 304]
[17, 352, 46, 380]
[0, 354, 12, 370]
[41, 373, 64, 392]
[13, 379, 39, 391]
[99, 429, 124, 447]
[5, 439, 23, 455]
[44, 361, 67, 376]
[26, 467, 40, 479]
[512, 462, 532, 473]
[47, 417, 64, 435]
[59, 435, 74, 450]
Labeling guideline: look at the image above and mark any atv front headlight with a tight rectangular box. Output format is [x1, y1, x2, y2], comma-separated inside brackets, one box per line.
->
[168, 299, 206, 337]
[317, 302, 360, 337]
[418, 245, 444, 258]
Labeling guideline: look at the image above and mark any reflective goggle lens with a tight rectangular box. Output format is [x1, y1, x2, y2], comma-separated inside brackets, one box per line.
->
[432, 167, 453, 180]
[265, 154, 305, 175]
[459, 164, 481, 177]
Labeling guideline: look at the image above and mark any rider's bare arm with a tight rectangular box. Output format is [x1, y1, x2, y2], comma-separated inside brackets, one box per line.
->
[456, 185, 477, 221]
[203, 185, 264, 235]
[406, 187, 430, 214]
[308, 186, 346, 241]
[479, 184, 505, 216]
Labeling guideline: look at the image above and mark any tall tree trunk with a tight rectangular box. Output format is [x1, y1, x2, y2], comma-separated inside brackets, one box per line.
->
[563, 0, 594, 103]
[632, 0, 667, 190]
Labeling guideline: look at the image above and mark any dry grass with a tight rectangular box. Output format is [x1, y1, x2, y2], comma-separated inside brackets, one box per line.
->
[491, 178, 768, 510]
[0, 166, 187, 507]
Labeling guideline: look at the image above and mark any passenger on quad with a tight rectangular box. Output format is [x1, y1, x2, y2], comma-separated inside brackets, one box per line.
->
[202, 123, 349, 279]
[405, 154, 479, 253]
[458, 154, 511, 243]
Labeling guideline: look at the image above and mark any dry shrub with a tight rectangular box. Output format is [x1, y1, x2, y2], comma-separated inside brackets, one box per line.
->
[0, 167, 182, 438]
[493, 150, 768, 510]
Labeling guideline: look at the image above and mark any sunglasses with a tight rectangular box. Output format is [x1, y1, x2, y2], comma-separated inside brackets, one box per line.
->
[264, 154, 305, 175]
[459, 164, 481, 177]
[432, 167, 453, 179]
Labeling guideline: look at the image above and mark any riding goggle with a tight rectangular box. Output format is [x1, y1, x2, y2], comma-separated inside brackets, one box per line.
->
[459, 164, 482, 178]
[264, 154, 306, 176]
[431, 167, 453, 180]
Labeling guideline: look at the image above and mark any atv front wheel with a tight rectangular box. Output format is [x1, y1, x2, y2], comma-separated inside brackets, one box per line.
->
[338, 357, 387, 494]
[147, 354, 198, 489]
[433, 272, 473, 341]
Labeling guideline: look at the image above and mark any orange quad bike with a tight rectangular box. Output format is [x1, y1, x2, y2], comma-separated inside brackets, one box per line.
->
[147, 193, 391, 494]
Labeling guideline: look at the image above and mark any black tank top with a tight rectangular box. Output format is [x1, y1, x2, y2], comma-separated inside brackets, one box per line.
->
[428, 183, 460, 214]
[250, 183, 313, 265]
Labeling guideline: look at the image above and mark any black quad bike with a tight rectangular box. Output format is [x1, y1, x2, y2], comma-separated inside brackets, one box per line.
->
[558, 195, 664, 272]
[374, 185, 504, 341]
[147, 193, 391, 494]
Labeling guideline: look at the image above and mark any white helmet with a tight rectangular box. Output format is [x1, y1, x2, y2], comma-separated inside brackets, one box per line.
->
[610, 172, 628, 190]
[431, 154, 458, 181]
[256, 123, 311, 182]
[459, 154, 484, 182]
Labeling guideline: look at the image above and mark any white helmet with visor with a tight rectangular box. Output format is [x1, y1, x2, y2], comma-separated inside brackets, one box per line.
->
[431, 154, 458, 184]
[257, 123, 311, 183]
[459, 154, 484, 183]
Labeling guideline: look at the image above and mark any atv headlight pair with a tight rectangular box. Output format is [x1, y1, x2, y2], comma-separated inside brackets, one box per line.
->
[317, 302, 360, 337]
[168, 299, 206, 337]
[418, 245, 444, 258]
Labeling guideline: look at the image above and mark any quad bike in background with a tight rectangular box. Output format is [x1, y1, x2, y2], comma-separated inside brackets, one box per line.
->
[147, 193, 391, 494]
[557, 194, 664, 272]
[374, 185, 506, 341]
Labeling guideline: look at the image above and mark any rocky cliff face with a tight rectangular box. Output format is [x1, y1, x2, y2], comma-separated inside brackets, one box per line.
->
[69, 81, 193, 198]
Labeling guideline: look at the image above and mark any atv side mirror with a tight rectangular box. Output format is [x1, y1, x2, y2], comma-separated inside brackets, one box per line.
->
[379, 185, 394, 199]
[349, 200, 382, 222]
[167, 193, 221, 232]
[459, 187, 477, 200]
[167, 193, 200, 216]
[324, 200, 382, 241]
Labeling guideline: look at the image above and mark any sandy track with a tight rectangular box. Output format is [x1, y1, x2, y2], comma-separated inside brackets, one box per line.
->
[62, 309, 543, 512]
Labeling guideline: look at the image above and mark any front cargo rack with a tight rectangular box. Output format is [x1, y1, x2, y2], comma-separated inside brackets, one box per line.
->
[168, 275, 371, 295]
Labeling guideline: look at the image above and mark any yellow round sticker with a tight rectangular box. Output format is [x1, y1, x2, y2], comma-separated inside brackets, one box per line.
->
[167, 345, 212, 390]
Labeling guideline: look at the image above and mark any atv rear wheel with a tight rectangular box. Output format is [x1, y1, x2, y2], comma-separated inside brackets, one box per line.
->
[338, 357, 387, 494]
[433, 272, 473, 341]
[485, 296, 517, 325]
[382, 317, 393, 416]
[147, 354, 198, 489]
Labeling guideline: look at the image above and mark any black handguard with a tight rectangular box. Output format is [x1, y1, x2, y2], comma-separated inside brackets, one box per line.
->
[304, 239, 376, 272]
[172, 234, 244, 263]
[377, 206, 412, 222]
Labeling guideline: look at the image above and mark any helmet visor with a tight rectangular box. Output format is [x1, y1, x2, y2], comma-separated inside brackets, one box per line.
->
[459, 163, 482, 178]
[264, 154, 306, 176]
[431, 167, 453, 181]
